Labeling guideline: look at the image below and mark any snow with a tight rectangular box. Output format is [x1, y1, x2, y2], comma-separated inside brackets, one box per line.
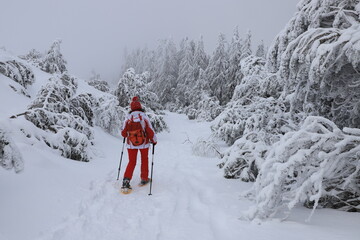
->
[1, 110, 359, 240]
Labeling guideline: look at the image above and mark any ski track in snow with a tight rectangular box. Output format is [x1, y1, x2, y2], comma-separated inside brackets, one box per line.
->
[8, 112, 359, 240]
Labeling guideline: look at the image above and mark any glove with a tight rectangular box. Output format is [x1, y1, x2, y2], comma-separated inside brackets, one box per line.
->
[151, 140, 157, 145]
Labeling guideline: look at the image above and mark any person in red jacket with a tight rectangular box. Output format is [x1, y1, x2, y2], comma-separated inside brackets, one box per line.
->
[121, 96, 157, 191]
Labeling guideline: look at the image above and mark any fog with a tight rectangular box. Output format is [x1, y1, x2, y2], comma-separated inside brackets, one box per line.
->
[0, 0, 299, 82]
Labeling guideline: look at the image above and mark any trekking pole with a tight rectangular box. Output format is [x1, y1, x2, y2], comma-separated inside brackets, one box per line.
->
[117, 138, 126, 181]
[148, 144, 155, 196]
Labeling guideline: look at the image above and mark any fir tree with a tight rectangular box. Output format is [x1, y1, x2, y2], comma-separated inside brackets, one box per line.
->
[41, 40, 67, 74]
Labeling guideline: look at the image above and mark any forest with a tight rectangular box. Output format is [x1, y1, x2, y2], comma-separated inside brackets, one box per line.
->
[1, 0, 359, 224]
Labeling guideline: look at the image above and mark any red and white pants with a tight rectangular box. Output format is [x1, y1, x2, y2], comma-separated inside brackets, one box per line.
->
[123, 148, 149, 180]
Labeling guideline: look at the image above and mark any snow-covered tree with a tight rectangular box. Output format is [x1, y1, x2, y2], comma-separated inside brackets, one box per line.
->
[186, 69, 222, 121]
[255, 40, 266, 58]
[25, 73, 93, 161]
[41, 40, 67, 74]
[87, 71, 110, 93]
[150, 39, 179, 105]
[114, 68, 168, 132]
[175, 39, 196, 108]
[241, 30, 252, 60]
[93, 94, 126, 136]
[0, 128, 24, 173]
[245, 117, 360, 220]
[205, 33, 229, 105]
[225, 27, 243, 104]
[114, 68, 162, 111]
[193, 36, 209, 75]
[267, 0, 360, 129]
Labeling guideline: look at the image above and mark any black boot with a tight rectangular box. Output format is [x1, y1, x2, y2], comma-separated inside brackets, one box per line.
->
[121, 178, 132, 194]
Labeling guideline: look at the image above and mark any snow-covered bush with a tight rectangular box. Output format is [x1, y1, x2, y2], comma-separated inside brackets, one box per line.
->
[0, 128, 24, 173]
[19, 49, 43, 69]
[219, 131, 270, 182]
[25, 74, 94, 161]
[87, 72, 110, 93]
[53, 128, 92, 162]
[0, 59, 35, 88]
[192, 137, 222, 158]
[212, 97, 291, 145]
[40, 40, 67, 74]
[245, 116, 360, 220]
[192, 94, 223, 121]
[93, 95, 126, 136]
[268, 0, 360, 129]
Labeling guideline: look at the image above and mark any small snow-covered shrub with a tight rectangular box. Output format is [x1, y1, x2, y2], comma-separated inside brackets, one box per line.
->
[219, 131, 271, 182]
[187, 93, 223, 121]
[53, 128, 91, 162]
[19, 49, 43, 68]
[245, 116, 360, 220]
[0, 128, 24, 173]
[192, 137, 222, 158]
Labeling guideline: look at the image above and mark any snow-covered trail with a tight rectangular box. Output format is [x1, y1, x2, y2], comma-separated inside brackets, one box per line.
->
[36, 112, 360, 240]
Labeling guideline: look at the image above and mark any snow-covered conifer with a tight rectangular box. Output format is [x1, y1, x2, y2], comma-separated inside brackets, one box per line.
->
[114, 68, 162, 111]
[175, 39, 196, 108]
[255, 40, 266, 58]
[205, 33, 229, 105]
[87, 71, 110, 93]
[193, 36, 209, 75]
[225, 27, 243, 104]
[245, 117, 360, 220]
[41, 40, 67, 74]
[93, 94, 126, 136]
[241, 30, 252, 59]
[25, 73, 94, 161]
[267, 0, 360, 128]
[151, 39, 179, 104]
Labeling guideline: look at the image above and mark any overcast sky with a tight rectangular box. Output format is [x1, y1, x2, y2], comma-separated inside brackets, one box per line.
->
[0, 0, 299, 82]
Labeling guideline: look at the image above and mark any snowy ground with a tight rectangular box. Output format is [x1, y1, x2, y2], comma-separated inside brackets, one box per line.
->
[1, 112, 360, 240]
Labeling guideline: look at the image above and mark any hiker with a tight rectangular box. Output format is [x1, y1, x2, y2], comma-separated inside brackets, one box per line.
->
[121, 96, 157, 191]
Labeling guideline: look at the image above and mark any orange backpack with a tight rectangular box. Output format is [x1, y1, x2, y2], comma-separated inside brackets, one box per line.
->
[127, 115, 146, 146]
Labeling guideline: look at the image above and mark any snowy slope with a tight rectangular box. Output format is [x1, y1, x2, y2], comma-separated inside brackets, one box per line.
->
[1, 112, 354, 240]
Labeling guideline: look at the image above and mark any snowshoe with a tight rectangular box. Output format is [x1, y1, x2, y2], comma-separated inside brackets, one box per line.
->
[138, 178, 151, 187]
[120, 187, 132, 194]
[121, 178, 133, 194]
